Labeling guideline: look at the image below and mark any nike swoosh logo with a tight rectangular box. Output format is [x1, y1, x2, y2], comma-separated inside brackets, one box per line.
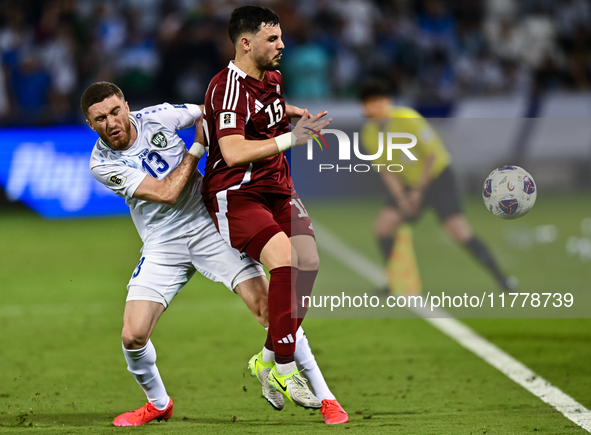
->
[272, 374, 287, 392]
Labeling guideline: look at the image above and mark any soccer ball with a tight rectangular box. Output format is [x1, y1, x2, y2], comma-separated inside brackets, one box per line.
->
[482, 166, 537, 219]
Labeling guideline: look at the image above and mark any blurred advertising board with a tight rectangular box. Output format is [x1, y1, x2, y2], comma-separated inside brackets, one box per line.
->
[0, 125, 199, 218]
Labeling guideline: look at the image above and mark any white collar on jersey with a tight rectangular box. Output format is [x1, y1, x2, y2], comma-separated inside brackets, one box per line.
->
[99, 116, 139, 151]
[228, 61, 247, 79]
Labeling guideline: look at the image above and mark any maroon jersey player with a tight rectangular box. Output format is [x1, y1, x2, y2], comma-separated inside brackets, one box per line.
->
[202, 63, 317, 256]
[202, 67, 290, 199]
[202, 6, 347, 421]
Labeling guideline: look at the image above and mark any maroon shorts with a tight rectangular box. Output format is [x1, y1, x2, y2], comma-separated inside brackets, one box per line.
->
[204, 189, 315, 262]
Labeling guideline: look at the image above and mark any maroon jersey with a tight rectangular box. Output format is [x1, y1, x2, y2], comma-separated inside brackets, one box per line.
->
[202, 61, 292, 202]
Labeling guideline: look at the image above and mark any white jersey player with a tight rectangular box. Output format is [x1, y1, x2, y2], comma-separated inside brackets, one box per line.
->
[82, 82, 342, 427]
[91, 102, 206, 244]
[90, 102, 263, 301]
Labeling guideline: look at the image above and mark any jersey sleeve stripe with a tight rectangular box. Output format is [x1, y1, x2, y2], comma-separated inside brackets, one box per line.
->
[222, 70, 233, 110]
[224, 71, 235, 109]
[231, 77, 240, 110]
[245, 91, 251, 124]
[232, 72, 240, 109]
[227, 71, 236, 110]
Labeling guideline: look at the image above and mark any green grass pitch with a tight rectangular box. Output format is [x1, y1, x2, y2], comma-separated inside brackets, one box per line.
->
[0, 194, 590, 434]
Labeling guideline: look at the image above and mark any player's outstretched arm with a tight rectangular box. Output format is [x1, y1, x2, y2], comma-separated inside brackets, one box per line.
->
[219, 110, 332, 167]
[219, 134, 280, 167]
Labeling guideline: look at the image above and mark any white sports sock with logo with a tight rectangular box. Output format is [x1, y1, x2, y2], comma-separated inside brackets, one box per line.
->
[122, 340, 169, 410]
[294, 327, 336, 401]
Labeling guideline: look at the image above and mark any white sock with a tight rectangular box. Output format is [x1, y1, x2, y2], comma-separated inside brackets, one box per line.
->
[262, 347, 275, 363]
[294, 327, 336, 401]
[276, 361, 297, 375]
[262, 328, 275, 363]
[122, 340, 169, 410]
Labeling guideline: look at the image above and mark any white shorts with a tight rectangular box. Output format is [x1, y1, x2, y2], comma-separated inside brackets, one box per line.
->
[126, 220, 265, 308]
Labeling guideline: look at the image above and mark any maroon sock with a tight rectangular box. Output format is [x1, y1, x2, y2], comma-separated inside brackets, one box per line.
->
[295, 270, 318, 330]
[268, 266, 298, 364]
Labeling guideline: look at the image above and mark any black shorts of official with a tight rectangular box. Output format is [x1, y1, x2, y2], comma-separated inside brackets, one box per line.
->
[385, 166, 463, 222]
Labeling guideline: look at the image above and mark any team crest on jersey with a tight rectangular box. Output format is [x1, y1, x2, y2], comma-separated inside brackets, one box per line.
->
[107, 172, 127, 187]
[151, 131, 167, 148]
[220, 111, 237, 129]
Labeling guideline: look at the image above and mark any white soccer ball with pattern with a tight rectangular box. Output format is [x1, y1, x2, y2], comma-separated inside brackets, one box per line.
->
[482, 166, 537, 219]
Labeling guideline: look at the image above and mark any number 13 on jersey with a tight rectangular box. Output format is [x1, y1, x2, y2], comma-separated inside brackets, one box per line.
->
[141, 151, 169, 179]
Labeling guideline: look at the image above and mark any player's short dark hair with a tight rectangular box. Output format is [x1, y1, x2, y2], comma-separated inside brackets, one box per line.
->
[80, 82, 125, 118]
[228, 5, 280, 45]
[358, 79, 393, 102]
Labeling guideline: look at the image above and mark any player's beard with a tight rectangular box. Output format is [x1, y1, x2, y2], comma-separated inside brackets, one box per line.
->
[103, 120, 132, 150]
[256, 50, 281, 71]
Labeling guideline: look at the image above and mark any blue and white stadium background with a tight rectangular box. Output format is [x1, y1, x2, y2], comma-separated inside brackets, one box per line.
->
[0, 126, 205, 219]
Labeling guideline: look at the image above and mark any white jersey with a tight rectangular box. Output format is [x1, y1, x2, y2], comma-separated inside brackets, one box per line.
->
[90, 102, 205, 244]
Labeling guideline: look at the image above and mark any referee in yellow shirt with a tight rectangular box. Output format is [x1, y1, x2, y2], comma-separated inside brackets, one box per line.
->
[359, 80, 516, 291]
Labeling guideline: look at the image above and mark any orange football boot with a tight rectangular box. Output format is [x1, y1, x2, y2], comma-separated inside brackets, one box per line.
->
[113, 398, 173, 426]
[320, 399, 349, 424]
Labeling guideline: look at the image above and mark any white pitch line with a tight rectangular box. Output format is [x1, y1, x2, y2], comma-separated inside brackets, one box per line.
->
[313, 222, 591, 433]
[418, 307, 591, 431]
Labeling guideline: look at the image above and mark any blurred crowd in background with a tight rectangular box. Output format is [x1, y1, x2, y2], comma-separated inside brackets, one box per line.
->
[0, 0, 590, 126]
